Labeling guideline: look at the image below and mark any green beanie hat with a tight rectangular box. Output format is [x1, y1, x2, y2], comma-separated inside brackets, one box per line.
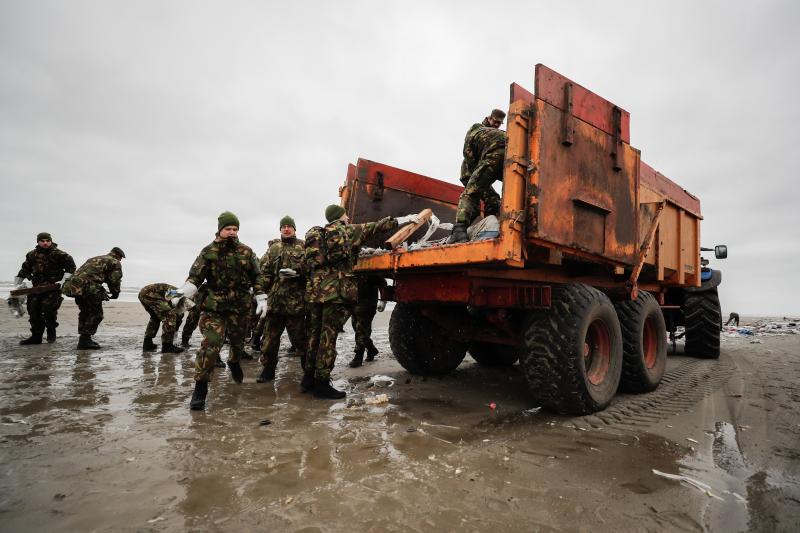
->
[36, 232, 52, 241]
[279, 215, 296, 229]
[325, 204, 346, 223]
[217, 211, 240, 231]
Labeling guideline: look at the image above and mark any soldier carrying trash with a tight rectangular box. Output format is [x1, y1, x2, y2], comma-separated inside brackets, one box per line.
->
[14, 232, 76, 345]
[169, 211, 267, 411]
[304, 204, 418, 399]
[255, 215, 307, 384]
[138, 282, 188, 353]
[61, 247, 125, 350]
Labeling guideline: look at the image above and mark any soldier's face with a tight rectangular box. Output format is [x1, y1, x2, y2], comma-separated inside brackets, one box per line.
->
[219, 226, 239, 239]
[38, 239, 52, 249]
[487, 117, 502, 128]
[280, 225, 296, 238]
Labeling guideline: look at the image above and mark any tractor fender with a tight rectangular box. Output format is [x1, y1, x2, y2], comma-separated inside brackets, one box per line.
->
[686, 269, 722, 293]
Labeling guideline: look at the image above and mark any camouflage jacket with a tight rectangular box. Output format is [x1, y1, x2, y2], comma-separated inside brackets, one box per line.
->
[17, 244, 76, 286]
[63, 254, 123, 299]
[460, 124, 507, 184]
[260, 237, 306, 315]
[138, 283, 176, 309]
[306, 217, 397, 304]
[186, 237, 263, 314]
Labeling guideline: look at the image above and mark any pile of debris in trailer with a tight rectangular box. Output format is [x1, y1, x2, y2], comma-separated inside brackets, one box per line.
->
[723, 318, 799, 337]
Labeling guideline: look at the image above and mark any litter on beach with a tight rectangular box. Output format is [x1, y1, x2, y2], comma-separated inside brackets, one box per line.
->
[652, 469, 724, 501]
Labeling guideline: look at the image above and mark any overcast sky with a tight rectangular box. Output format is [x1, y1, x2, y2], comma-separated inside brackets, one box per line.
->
[1, 1, 798, 315]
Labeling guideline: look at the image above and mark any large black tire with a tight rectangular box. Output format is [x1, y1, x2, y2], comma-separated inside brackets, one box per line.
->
[614, 291, 667, 393]
[389, 303, 468, 375]
[521, 283, 623, 415]
[684, 289, 721, 359]
[469, 342, 520, 367]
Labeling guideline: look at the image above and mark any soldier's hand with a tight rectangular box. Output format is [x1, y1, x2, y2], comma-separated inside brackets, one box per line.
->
[56, 272, 72, 287]
[396, 214, 420, 225]
[377, 300, 387, 312]
[102, 291, 111, 301]
[13, 276, 24, 289]
[168, 281, 198, 307]
[255, 294, 268, 317]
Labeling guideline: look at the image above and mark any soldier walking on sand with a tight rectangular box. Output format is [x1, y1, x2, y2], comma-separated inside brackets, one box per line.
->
[169, 211, 266, 411]
[138, 283, 185, 353]
[256, 216, 307, 384]
[61, 247, 125, 349]
[304, 205, 417, 399]
[448, 109, 507, 244]
[14, 232, 76, 345]
[348, 274, 388, 368]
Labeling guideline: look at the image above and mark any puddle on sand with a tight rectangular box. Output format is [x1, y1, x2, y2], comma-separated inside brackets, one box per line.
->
[676, 421, 750, 531]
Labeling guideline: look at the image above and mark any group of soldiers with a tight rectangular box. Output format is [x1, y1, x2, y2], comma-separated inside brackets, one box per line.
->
[13, 109, 508, 411]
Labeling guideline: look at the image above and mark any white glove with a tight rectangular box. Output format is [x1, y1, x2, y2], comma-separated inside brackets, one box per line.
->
[255, 294, 268, 317]
[377, 300, 387, 312]
[279, 268, 298, 278]
[57, 272, 72, 286]
[13, 276, 24, 288]
[167, 281, 198, 307]
[396, 214, 420, 225]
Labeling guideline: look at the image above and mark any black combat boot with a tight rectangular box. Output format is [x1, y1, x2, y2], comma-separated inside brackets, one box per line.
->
[447, 223, 468, 244]
[365, 343, 379, 362]
[46, 328, 57, 343]
[228, 361, 244, 384]
[20, 334, 43, 345]
[180, 336, 191, 348]
[313, 379, 346, 400]
[300, 370, 315, 393]
[161, 342, 184, 354]
[256, 366, 275, 383]
[190, 381, 208, 410]
[215, 356, 226, 368]
[77, 334, 101, 349]
[142, 337, 158, 351]
[348, 348, 364, 368]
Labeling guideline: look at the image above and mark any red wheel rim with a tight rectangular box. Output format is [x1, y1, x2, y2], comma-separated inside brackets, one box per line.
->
[584, 318, 611, 385]
[642, 317, 658, 369]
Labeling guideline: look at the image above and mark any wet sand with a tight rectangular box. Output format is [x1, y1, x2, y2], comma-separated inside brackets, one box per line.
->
[1, 301, 798, 532]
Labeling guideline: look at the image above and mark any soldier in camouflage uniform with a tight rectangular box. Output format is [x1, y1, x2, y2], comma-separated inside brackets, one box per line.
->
[15, 232, 76, 345]
[348, 274, 387, 368]
[138, 283, 185, 353]
[171, 211, 266, 411]
[61, 247, 125, 349]
[256, 216, 307, 383]
[448, 109, 507, 244]
[304, 205, 416, 399]
[249, 237, 280, 351]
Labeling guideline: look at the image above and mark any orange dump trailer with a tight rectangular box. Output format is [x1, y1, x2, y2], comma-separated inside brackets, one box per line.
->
[340, 65, 725, 415]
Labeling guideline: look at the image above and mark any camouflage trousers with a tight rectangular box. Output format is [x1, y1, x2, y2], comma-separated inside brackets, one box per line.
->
[182, 306, 201, 343]
[26, 290, 64, 335]
[259, 313, 307, 371]
[352, 303, 378, 353]
[140, 297, 183, 343]
[456, 157, 502, 225]
[306, 303, 352, 380]
[75, 295, 105, 335]
[195, 310, 248, 382]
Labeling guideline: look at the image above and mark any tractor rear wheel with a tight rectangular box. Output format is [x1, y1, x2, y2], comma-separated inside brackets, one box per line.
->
[521, 283, 623, 415]
[469, 342, 520, 367]
[683, 289, 721, 359]
[389, 303, 468, 375]
[614, 291, 667, 393]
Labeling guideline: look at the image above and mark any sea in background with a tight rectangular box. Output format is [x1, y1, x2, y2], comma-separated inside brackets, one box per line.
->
[0, 281, 141, 303]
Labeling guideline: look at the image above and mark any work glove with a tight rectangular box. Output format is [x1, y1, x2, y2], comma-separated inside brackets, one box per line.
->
[102, 291, 111, 301]
[377, 300, 387, 312]
[13, 276, 24, 289]
[56, 272, 72, 287]
[166, 281, 198, 307]
[395, 214, 420, 225]
[279, 268, 298, 278]
[254, 293, 268, 318]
